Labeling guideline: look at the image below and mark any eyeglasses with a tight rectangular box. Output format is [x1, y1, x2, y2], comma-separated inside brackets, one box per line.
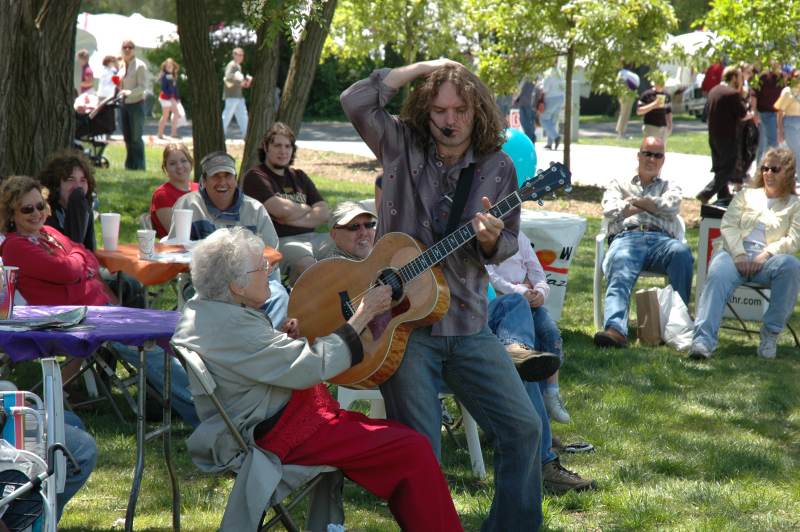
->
[337, 221, 377, 232]
[761, 165, 782, 174]
[19, 202, 46, 215]
[245, 263, 270, 275]
[639, 151, 665, 160]
[122, 45, 134, 50]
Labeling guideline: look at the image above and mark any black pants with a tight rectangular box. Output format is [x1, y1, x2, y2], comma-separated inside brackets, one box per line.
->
[699, 134, 738, 202]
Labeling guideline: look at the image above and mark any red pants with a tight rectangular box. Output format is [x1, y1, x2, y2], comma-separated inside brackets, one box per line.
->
[262, 409, 462, 531]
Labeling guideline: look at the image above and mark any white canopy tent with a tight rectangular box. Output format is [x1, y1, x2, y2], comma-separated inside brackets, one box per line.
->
[75, 12, 178, 78]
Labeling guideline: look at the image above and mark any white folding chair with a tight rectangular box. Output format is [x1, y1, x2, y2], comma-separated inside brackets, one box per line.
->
[337, 387, 487, 479]
[593, 216, 686, 331]
[171, 344, 341, 532]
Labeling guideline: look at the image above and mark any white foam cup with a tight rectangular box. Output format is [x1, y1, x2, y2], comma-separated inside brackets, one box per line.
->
[137, 229, 156, 259]
[100, 213, 121, 251]
[172, 209, 193, 243]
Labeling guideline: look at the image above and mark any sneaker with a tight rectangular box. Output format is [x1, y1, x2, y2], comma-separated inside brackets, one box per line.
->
[688, 342, 711, 360]
[543, 458, 596, 494]
[554, 135, 561, 150]
[757, 328, 779, 358]
[505, 343, 561, 382]
[544, 389, 571, 424]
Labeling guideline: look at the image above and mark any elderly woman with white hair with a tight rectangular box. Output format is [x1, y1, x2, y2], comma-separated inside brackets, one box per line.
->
[172, 227, 462, 531]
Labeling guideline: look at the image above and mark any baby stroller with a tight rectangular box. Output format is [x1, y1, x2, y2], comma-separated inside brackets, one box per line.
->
[73, 93, 123, 168]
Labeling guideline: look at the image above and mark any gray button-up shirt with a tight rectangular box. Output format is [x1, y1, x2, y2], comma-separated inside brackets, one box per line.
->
[602, 174, 683, 239]
[341, 68, 520, 336]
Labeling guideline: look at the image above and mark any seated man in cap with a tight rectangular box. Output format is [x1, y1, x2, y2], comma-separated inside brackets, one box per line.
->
[168, 151, 288, 326]
[320, 201, 378, 260]
[242, 122, 332, 285]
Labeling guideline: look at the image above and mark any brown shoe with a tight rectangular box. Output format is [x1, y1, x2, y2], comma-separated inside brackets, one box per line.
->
[505, 343, 561, 381]
[593, 328, 627, 348]
[543, 458, 596, 494]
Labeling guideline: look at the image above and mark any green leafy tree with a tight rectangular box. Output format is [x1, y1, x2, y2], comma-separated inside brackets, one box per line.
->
[698, 0, 800, 65]
[466, 0, 676, 168]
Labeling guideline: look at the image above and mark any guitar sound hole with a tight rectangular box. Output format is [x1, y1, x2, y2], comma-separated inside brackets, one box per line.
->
[377, 268, 404, 301]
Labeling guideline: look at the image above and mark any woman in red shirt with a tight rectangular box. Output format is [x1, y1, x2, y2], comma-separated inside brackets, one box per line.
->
[0, 176, 112, 306]
[149, 143, 198, 238]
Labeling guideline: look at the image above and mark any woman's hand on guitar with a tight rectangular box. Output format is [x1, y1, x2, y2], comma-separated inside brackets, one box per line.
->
[349, 284, 392, 333]
[281, 318, 301, 339]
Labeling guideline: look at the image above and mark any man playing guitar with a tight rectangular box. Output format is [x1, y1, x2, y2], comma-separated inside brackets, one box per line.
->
[341, 59, 545, 531]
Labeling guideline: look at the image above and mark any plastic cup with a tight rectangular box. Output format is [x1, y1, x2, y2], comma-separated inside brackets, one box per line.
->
[656, 94, 666, 106]
[100, 213, 121, 251]
[172, 209, 193, 243]
[137, 229, 156, 259]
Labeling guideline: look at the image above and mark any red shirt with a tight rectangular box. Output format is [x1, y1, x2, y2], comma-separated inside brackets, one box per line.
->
[702, 63, 724, 94]
[149, 181, 199, 237]
[1, 226, 112, 306]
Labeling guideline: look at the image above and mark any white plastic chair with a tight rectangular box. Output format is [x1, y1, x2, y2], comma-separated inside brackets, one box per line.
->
[171, 344, 341, 532]
[593, 216, 686, 331]
[337, 387, 487, 479]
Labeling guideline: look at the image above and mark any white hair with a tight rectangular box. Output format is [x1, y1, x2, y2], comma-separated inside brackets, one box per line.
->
[190, 227, 265, 302]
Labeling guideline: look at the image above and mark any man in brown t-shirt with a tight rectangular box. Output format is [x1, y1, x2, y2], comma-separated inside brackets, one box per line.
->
[241, 122, 331, 284]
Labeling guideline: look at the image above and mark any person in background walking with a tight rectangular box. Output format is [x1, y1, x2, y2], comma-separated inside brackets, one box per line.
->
[616, 67, 640, 139]
[636, 71, 672, 143]
[753, 61, 784, 164]
[76, 49, 94, 94]
[541, 65, 565, 150]
[222, 47, 252, 138]
[119, 40, 147, 170]
[157, 58, 181, 140]
[514, 78, 537, 144]
[775, 69, 800, 182]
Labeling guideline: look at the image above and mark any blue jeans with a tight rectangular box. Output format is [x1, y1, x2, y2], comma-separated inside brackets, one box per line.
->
[541, 94, 564, 146]
[380, 326, 542, 532]
[222, 97, 248, 136]
[603, 231, 694, 336]
[693, 251, 800, 351]
[519, 106, 537, 144]
[120, 101, 145, 170]
[110, 342, 200, 429]
[59, 411, 97, 521]
[488, 294, 559, 465]
[782, 116, 800, 182]
[757, 111, 778, 164]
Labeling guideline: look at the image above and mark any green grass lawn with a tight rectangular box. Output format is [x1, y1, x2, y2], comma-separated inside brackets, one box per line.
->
[17, 144, 800, 530]
[580, 132, 710, 156]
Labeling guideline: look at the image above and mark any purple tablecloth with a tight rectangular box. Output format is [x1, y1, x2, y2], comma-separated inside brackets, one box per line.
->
[0, 306, 180, 362]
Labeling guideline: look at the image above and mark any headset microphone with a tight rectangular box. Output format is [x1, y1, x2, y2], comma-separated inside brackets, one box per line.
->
[431, 120, 454, 138]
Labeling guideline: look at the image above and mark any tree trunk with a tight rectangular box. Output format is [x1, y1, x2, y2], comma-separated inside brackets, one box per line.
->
[563, 45, 575, 171]
[241, 25, 281, 173]
[276, 0, 338, 135]
[177, 0, 224, 179]
[0, 0, 81, 176]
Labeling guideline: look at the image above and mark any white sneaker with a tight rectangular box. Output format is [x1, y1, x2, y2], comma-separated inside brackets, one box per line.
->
[757, 328, 779, 358]
[544, 389, 571, 424]
[688, 342, 711, 360]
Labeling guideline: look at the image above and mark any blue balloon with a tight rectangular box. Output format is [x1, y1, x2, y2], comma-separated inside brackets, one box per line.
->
[501, 128, 537, 187]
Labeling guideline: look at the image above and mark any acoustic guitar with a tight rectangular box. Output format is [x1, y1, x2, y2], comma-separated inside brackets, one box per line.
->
[288, 162, 572, 389]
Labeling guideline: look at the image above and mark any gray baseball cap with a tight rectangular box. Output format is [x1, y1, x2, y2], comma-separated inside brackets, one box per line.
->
[200, 151, 236, 177]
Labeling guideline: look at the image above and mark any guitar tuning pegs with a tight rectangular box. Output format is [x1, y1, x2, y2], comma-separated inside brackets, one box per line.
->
[537, 199, 544, 206]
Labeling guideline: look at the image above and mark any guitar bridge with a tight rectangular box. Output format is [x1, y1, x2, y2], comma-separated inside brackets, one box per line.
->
[339, 291, 354, 320]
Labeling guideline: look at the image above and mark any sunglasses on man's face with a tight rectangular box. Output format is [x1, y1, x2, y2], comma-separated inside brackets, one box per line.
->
[122, 45, 134, 50]
[19, 202, 46, 215]
[639, 150, 665, 160]
[337, 221, 377, 232]
[761, 165, 782, 174]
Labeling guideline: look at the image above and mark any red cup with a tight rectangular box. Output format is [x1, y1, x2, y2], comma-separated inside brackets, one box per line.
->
[111, 75, 120, 86]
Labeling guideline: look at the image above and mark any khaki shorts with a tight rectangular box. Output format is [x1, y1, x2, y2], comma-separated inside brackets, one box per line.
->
[278, 232, 332, 275]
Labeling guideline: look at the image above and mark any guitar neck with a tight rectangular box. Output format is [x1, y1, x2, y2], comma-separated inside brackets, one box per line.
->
[398, 191, 523, 284]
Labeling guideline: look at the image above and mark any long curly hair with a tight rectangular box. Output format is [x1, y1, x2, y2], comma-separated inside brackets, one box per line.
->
[0, 176, 42, 233]
[36, 149, 96, 213]
[751, 147, 797, 196]
[400, 65, 505, 158]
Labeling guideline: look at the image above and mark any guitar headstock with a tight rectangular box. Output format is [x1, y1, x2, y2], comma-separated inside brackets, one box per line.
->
[518, 162, 573, 205]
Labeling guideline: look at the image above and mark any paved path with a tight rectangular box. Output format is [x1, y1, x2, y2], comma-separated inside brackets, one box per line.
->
[131, 118, 713, 198]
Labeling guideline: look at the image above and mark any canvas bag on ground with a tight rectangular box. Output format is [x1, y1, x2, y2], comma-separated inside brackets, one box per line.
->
[657, 285, 694, 351]
[635, 288, 662, 346]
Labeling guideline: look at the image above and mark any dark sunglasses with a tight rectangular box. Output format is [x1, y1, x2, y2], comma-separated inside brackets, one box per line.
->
[639, 150, 665, 160]
[761, 165, 782, 174]
[122, 45, 135, 50]
[337, 221, 377, 232]
[19, 202, 46, 214]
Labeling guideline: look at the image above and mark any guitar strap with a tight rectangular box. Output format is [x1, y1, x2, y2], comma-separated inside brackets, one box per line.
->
[443, 163, 476, 237]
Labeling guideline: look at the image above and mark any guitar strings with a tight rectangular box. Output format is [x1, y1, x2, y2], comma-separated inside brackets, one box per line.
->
[344, 274, 405, 315]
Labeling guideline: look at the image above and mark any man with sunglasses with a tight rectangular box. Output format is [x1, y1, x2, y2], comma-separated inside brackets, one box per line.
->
[323, 201, 377, 260]
[594, 136, 694, 348]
